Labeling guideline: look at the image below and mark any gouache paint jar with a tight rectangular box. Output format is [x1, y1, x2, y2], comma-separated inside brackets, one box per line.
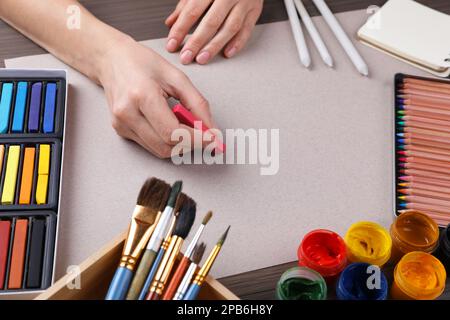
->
[390, 211, 439, 263]
[434, 224, 450, 273]
[336, 263, 388, 300]
[276, 267, 327, 300]
[391, 251, 446, 300]
[298, 229, 347, 282]
[345, 221, 392, 267]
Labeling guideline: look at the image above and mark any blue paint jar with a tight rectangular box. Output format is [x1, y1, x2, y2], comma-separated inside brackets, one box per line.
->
[336, 263, 388, 300]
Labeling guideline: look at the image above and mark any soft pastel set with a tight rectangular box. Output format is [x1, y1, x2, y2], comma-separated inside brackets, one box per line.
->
[0, 69, 66, 297]
[277, 211, 450, 300]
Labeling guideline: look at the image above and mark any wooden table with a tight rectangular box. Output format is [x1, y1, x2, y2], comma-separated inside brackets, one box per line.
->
[1, 0, 449, 300]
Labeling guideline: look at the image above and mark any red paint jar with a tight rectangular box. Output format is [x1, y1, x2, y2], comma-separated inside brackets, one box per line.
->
[298, 229, 347, 282]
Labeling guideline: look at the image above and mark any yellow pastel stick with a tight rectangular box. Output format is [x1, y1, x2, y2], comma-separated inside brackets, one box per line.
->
[36, 144, 50, 205]
[1, 145, 20, 204]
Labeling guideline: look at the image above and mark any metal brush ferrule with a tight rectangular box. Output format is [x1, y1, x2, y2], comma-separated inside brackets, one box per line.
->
[195, 245, 221, 285]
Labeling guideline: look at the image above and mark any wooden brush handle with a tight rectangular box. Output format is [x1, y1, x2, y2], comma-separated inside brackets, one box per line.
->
[161, 256, 190, 300]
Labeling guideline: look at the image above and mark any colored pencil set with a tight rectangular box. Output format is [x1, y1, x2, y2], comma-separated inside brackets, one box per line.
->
[105, 177, 230, 300]
[0, 70, 66, 295]
[395, 74, 450, 226]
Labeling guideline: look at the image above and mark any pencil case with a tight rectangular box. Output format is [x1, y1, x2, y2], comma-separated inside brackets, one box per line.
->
[393, 73, 450, 227]
[0, 211, 57, 294]
[0, 69, 66, 299]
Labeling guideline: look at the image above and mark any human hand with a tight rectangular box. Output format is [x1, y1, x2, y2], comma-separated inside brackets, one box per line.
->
[165, 0, 263, 65]
[99, 36, 216, 158]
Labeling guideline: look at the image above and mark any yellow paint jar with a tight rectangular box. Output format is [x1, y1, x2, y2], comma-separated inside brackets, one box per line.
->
[390, 210, 439, 263]
[344, 221, 392, 267]
[391, 251, 446, 300]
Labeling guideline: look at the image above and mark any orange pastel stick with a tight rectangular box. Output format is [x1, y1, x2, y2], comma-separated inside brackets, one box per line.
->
[8, 219, 28, 289]
[19, 147, 35, 204]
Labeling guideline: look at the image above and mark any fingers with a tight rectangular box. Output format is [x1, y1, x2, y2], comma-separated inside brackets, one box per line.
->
[195, 5, 246, 64]
[165, 0, 187, 28]
[180, 0, 237, 65]
[166, 72, 216, 129]
[166, 0, 212, 53]
[224, 8, 261, 58]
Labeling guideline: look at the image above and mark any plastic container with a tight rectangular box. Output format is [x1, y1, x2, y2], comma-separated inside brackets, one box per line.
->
[276, 266, 327, 300]
[298, 229, 347, 282]
[336, 263, 388, 300]
[390, 210, 439, 263]
[391, 251, 446, 300]
[434, 224, 450, 273]
[345, 221, 392, 267]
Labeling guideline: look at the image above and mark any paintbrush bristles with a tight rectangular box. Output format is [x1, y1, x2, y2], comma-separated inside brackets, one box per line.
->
[192, 242, 206, 264]
[137, 178, 171, 210]
[166, 181, 183, 208]
[173, 197, 196, 239]
[218, 226, 230, 245]
[202, 211, 213, 225]
[173, 193, 187, 214]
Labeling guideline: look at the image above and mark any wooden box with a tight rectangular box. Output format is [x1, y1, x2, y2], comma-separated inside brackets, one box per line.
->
[35, 232, 239, 300]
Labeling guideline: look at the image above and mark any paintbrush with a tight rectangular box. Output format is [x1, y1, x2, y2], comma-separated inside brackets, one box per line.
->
[183, 226, 230, 300]
[126, 181, 182, 300]
[173, 242, 206, 300]
[105, 178, 170, 300]
[146, 197, 196, 300]
[162, 211, 212, 300]
[137, 195, 186, 300]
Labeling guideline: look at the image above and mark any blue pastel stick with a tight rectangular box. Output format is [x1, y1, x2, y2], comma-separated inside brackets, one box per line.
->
[11, 82, 28, 133]
[28, 82, 42, 132]
[43, 83, 57, 133]
[0, 83, 14, 133]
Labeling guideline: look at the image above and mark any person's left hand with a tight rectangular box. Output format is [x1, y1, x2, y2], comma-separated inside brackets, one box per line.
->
[165, 0, 263, 65]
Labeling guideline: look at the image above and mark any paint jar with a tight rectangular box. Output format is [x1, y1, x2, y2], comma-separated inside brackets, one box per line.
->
[276, 266, 327, 300]
[391, 251, 446, 300]
[298, 229, 347, 282]
[345, 221, 392, 267]
[336, 263, 388, 300]
[434, 224, 450, 273]
[390, 210, 439, 263]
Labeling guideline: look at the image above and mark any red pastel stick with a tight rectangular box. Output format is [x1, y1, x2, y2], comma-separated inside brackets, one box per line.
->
[172, 104, 225, 153]
[0, 221, 11, 288]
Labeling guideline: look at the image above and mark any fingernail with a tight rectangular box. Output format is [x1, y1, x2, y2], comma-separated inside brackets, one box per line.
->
[166, 38, 178, 52]
[196, 51, 210, 65]
[226, 47, 237, 58]
[180, 50, 193, 64]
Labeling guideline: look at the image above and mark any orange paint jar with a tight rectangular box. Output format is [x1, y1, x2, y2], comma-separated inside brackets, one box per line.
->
[390, 210, 439, 263]
[391, 251, 446, 300]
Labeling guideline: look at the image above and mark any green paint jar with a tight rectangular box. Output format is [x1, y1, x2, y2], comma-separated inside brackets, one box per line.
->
[276, 267, 327, 300]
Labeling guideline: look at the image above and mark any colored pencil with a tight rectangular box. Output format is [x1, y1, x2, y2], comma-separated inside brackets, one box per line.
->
[398, 144, 450, 157]
[397, 132, 450, 144]
[404, 78, 450, 90]
[399, 162, 450, 175]
[397, 115, 450, 128]
[398, 150, 450, 162]
[399, 176, 450, 188]
[400, 83, 450, 95]
[399, 156, 450, 169]
[399, 188, 450, 201]
[399, 169, 450, 182]
[398, 105, 450, 117]
[398, 95, 450, 108]
[398, 89, 450, 101]
[398, 120, 450, 134]
[399, 195, 450, 209]
[399, 202, 450, 214]
[398, 182, 450, 194]
[398, 138, 450, 150]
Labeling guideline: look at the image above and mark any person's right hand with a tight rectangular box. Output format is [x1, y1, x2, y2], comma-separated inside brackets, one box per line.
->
[98, 36, 217, 158]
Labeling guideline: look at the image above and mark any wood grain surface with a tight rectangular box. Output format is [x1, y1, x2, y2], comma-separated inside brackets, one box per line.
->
[1, 0, 450, 300]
